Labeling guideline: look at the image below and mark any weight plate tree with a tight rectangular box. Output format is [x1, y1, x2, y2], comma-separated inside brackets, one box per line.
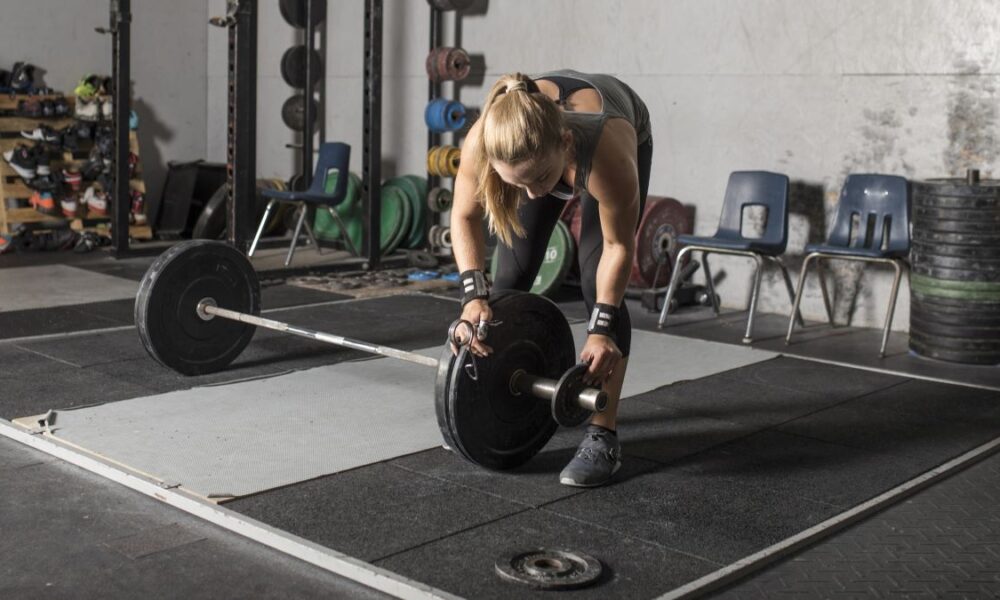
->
[135, 241, 608, 470]
[910, 176, 1000, 364]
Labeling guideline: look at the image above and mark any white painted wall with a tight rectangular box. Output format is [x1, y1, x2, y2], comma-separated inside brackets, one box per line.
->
[205, 0, 1000, 330]
[0, 0, 208, 213]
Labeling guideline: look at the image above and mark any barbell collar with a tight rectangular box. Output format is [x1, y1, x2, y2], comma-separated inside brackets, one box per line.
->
[509, 370, 608, 413]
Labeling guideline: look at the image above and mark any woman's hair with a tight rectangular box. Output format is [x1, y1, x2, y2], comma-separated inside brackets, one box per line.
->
[474, 72, 566, 246]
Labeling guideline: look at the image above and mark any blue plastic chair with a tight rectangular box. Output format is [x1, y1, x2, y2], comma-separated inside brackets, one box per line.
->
[657, 171, 801, 343]
[785, 174, 910, 356]
[248, 142, 356, 266]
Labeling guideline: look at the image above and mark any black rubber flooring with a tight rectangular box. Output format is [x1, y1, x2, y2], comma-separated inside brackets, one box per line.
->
[226, 352, 1000, 599]
[0, 436, 390, 600]
[4, 281, 1000, 598]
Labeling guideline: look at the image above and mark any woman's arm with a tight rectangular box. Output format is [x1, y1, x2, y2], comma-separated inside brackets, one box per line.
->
[450, 119, 488, 272]
[585, 119, 641, 308]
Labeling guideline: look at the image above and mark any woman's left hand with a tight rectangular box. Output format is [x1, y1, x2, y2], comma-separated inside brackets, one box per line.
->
[579, 334, 622, 387]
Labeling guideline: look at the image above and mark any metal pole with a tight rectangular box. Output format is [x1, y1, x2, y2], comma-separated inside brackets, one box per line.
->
[362, 0, 383, 268]
[110, 0, 131, 256]
[301, 0, 315, 190]
[227, 0, 257, 253]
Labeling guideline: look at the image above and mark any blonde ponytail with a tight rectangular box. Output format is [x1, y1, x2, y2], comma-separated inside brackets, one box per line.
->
[474, 73, 565, 246]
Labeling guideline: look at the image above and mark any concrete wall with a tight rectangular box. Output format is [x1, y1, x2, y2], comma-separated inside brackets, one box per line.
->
[206, 0, 1000, 330]
[0, 0, 207, 213]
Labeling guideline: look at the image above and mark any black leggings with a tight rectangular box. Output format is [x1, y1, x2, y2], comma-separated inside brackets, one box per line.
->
[492, 138, 653, 357]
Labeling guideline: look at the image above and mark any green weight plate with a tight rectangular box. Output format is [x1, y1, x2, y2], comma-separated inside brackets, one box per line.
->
[382, 184, 411, 254]
[910, 273, 1000, 301]
[403, 175, 429, 248]
[385, 176, 425, 250]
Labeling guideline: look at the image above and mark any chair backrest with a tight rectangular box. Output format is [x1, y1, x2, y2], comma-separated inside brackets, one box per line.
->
[826, 174, 910, 253]
[306, 142, 351, 205]
[714, 171, 790, 251]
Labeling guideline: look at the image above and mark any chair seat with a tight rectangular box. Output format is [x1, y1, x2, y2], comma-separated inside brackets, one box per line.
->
[804, 243, 908, 259]
[678, 234, 785, 256]
[261, 188, 345, 207]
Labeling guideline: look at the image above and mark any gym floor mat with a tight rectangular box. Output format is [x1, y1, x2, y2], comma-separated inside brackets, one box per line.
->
[12, 326, 776, 500]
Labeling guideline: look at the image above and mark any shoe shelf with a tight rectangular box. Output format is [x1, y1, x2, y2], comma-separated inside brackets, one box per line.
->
[0, 95, 150, 239]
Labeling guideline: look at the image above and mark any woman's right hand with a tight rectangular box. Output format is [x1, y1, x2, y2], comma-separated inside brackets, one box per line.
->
[452, 299, 494, 357]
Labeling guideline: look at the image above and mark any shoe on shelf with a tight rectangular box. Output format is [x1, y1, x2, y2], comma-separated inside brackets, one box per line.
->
[60, 192, 81, 219]
[29, 190, 60, 217]
[16, 98, 42, 118]
[29, 171, 62, 193]
[84, 186, 109, 217]
[129, 109, 139, 130]
[62, 167, 82, 191]
[41, 99, 55, 118]
[130, 190, 147, 225]
[59, 127, 79, 152]
[81, 148, 106, 181]
[74, 74, 101, 100]
[53, 96, 70, 117]
[32, 146, 51, 177]
[3, 145, 37, 180]
[75, 96, 100, 122]
[21, 124, 61, 143]
[101, 98, 113, 120]
[8, 62, 35, 93]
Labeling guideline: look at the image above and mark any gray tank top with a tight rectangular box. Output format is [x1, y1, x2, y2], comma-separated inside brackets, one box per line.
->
[534, 69, 652, 194]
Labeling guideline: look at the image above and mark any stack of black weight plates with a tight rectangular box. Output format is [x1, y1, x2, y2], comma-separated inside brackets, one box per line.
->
[910, 177, 1000, 365]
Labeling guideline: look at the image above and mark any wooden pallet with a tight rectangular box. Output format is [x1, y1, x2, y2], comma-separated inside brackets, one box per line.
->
[0, 95, 150, 238]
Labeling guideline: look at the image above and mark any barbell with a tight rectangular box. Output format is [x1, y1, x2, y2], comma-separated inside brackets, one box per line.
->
[135, 240, 608, 470]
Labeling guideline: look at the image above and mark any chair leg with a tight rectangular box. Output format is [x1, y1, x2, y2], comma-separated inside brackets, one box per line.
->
[774, 256, 804, 327]
[301, 211, 323, 255]
[285, 203, 308, 267]
[701, 253, 720, 315]
[815, 257, 835, 326]
[743, 254, 766, 344]
[879, 260, 905, 358]
[248, 199, 276, 258]
[657, 246, 694, 328]
[327, 206, 360, 256]
[785, 253, 814, 345]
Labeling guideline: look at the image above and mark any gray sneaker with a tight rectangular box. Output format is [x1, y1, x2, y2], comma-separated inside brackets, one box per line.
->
[559, 426, 621, 487]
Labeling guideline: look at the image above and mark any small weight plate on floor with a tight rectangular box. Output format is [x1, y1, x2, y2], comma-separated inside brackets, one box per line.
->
[280, 46, 323, 89]
[495, 548, 603, 590]
[279, 0, 327, 28]
[281, 95, 319, 132]
[135, 240, 260, 376]
[407, 250, 438, 269]
[436, 291, 571, 470]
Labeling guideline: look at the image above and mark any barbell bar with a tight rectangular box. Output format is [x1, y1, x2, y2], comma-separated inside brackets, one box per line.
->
[196, 300, 608, 414]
